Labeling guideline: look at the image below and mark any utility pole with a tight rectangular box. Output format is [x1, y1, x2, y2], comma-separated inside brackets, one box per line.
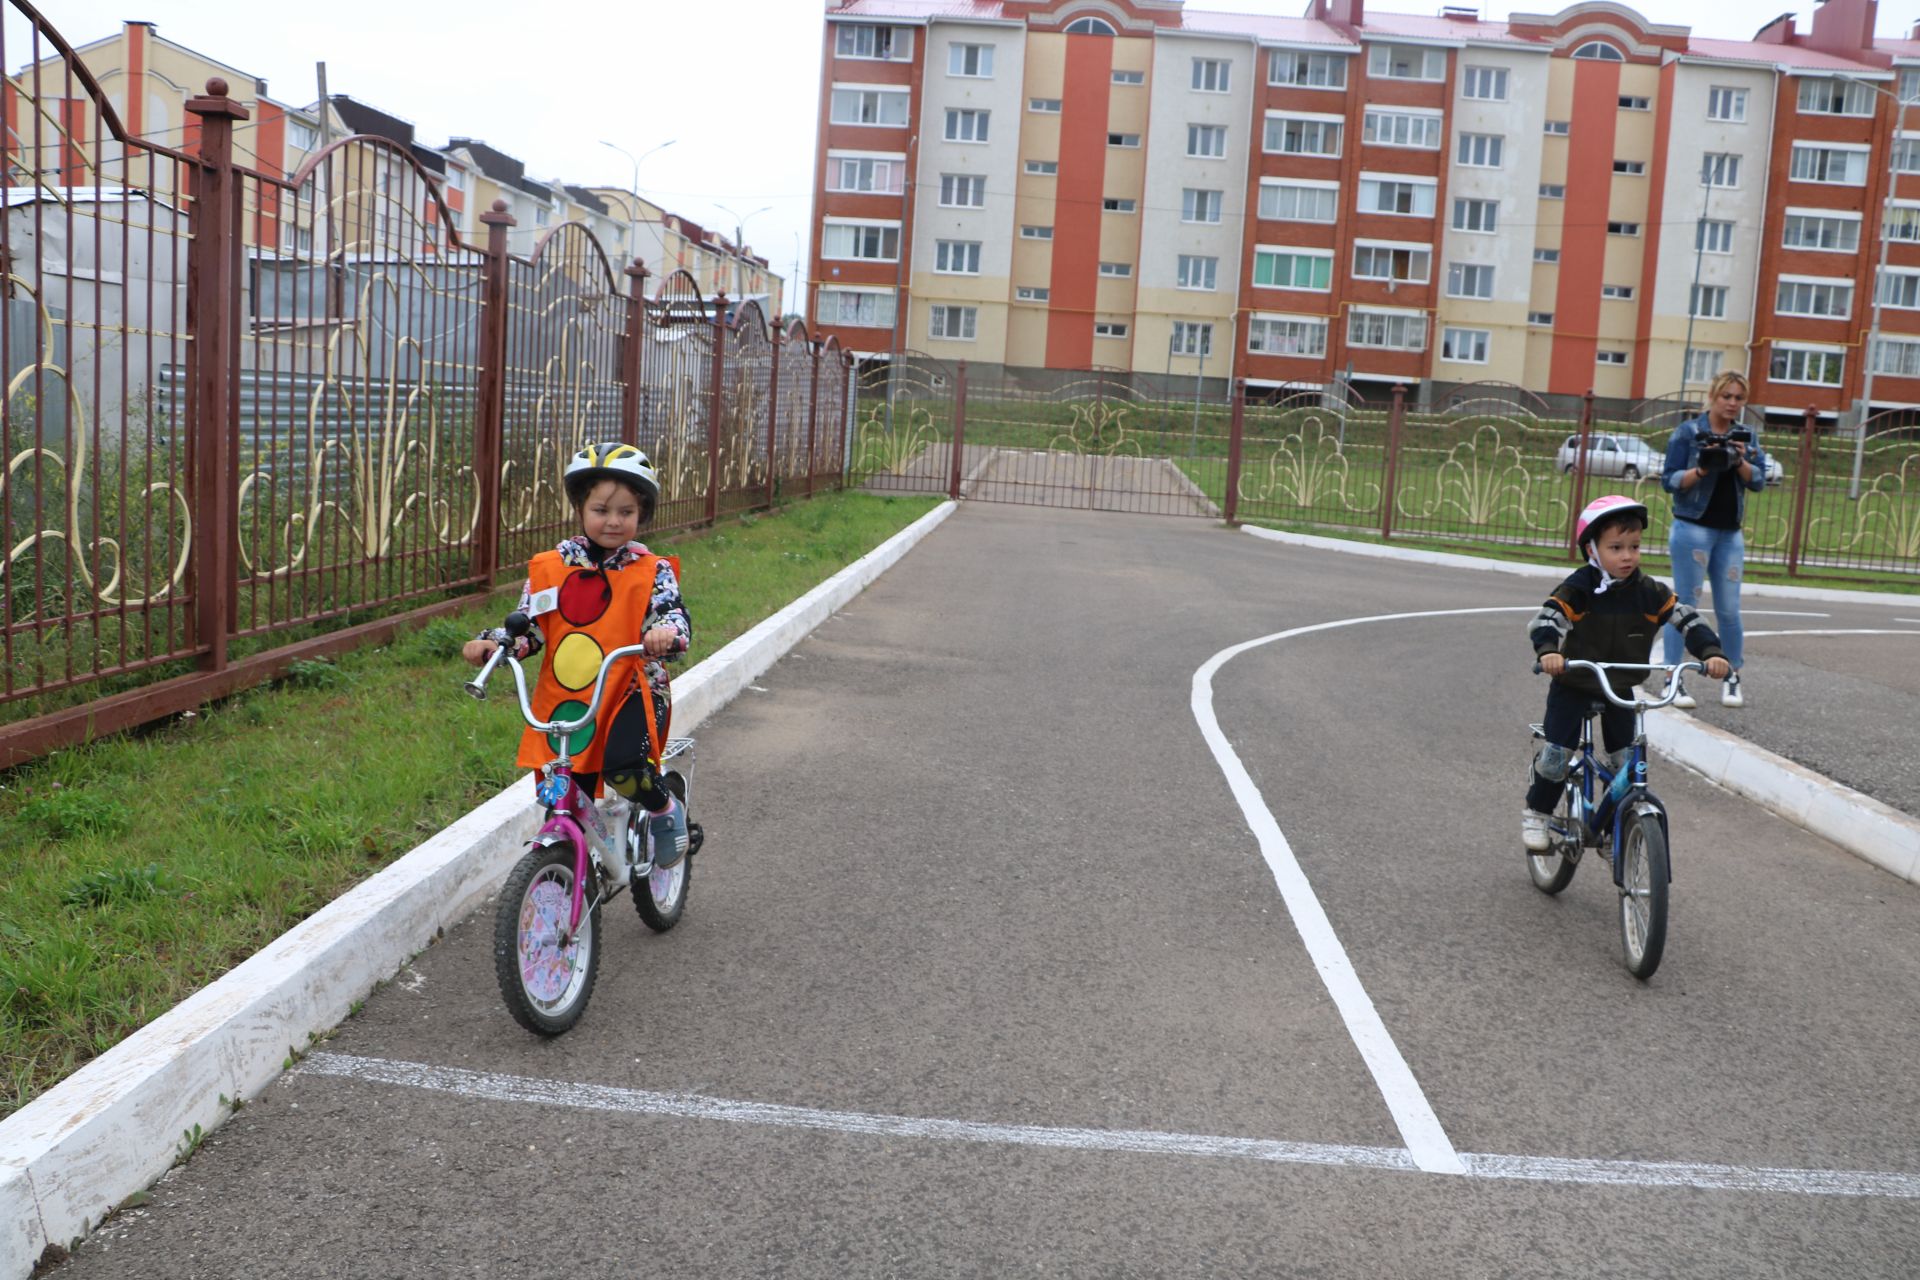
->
[1679, 170, 1712, 404]
[1852, 85, 1910, 499]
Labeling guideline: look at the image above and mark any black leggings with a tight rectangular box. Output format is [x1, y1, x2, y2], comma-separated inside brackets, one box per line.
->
[571, 691, 671, 813]
[1526, 680, 1634, 814]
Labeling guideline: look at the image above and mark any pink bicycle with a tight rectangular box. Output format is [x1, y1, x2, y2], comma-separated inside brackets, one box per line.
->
[465, 610, 702, 1035]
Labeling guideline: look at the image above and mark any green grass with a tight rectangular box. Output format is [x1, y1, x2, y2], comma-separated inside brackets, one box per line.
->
[0, 491, 941, 1119]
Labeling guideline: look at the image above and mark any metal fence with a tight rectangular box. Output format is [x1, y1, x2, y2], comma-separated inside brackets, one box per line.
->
[0, 2, 851, 766]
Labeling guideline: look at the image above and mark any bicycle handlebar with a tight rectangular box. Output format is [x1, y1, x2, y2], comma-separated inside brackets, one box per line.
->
[464, 628, 672, 739]
[1532, 658, 1705, 710]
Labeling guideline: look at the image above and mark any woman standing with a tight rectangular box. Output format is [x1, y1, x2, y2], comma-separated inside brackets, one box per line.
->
[1659, 370, 1770, 708]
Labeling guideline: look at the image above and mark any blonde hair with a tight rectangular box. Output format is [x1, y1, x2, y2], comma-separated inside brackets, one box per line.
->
[1706, 370, 1749, 404]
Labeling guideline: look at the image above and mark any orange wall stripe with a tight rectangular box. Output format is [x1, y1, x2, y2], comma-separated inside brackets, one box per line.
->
[1045, 33, 1112, 369]
[1549, 56, 1621, 395]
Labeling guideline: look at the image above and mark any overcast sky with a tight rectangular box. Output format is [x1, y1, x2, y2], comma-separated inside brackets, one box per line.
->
[20, 1, 1917, 304]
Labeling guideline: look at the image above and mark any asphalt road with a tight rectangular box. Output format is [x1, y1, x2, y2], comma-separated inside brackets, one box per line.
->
[51, 506, 1920, 1279]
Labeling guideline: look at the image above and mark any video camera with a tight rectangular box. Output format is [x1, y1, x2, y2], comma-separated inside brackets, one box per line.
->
[1696, 424, 1753, 473]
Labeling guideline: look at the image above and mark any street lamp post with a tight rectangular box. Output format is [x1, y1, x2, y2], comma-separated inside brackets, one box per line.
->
[600, 138, 675, 273]
[1837, 75, 1913, 499]
[715, 202, 771, 304]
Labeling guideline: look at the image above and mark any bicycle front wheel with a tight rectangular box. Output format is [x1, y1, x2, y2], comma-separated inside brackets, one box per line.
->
[1618, 811, 1669, 980]
[495, 842, 601, 1035]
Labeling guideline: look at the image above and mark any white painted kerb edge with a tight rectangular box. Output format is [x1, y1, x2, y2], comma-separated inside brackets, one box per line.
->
[0, 500, 957, 1279]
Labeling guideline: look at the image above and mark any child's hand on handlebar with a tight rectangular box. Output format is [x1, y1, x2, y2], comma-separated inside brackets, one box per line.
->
[642, 625, 683, 658]
[1539, 652, 1566, 677]
[1704, 656, 1730, 680]
[461, 637, 500, 667]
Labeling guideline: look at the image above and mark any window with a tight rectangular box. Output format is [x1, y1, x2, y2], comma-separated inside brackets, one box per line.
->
[1359, 176, 1436, 216]
[1686, 349, 1723, 383]
[836, 24, 909, 60]
[1098, 261, 1133, 277]
[928, 305, 977, 341]
[1363, 108, 1444, 149]
[1708, 86, 1747, 122]
[1539, 183, 1567, 199]
[945, 109, 990, 143]
[1029, 97, 1062, 113]
[934, 240, 981, 274]
[1904, 69, 1920, 104]
[1247, 314, 1328, 356]
[288, 119, 319, 151]
[1872, 335, 1920, 376]
[1182, 188, 1223, 223]
[1171, 321, 1214, 357]
[1607, 221, 1641, 236]
[1528, 311, 1554, 326]
[1453, 197, 1498, 232]
[1269, 51, 1347, 88]
[1020, 224, 1053, 240]
[445, 166, 468, 193]
[1447, 261, 1494, 298]
[1015, 285, 1050, 302]
[1770, 344, 1844, 385]
[1025, 160, 1058, 175]
[1347, 308, 1427, 351]
[1597, 350, 1628, 366]
[1619, 95, 1650, 111]
[1790, 144, 1869, 185]
[1264, 114, 1343, 156]
[1067, 17, 1115, 35]
[1573, 41, 1623, 61]
[1108, 132, 1142, 148]
[1775, 278, 1854, 318]
[1700, 153, 1741, 188]
[1259, 180, 1339, 222]
[1192, 58, 1231, 92]
[1798, 77, 1876, 116]
[1697, 219, 1735, 254]
[1533, 247, 1561, 263]
[1369, 44, 1444, 81]
[1781, 211, 1860, 252]
[821, 221, 901, 261]
[1601, 283, 1634, 299]
[1103, 197, 1137, 213]
[948, 43, 994, 77]
[1253, 247, 1334, 290]
[1188, 124, 1228, 158]
[1111, 68, 1144, 85]
[1462, 66, 1508, 100]
[1690, 284, 1728, 319]
[1093, 320, 1128, 337]
[1353, 241, 1431, 284]
[1441, 326, 1490, 363]
[1891, 205, 1920, 242]
[830, 154, 904, 194]
[816, 288, 896, 328]
[1457, 133, 1503, 167]
[1544, 120, 1570, 136]
[830, 87, 911, 126]
[1177, 254, 1219, 290]
[939, 174, 986, 207]
[1895, 138, 1920, 175]
[1878, 270, 1920, 309]
[1613, 160, 1646, 176]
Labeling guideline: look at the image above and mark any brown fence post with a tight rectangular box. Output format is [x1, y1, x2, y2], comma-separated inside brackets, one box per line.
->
[472, 200, 516, 585]
[950, 360, 968, 501]
[1224, 377, 1245, 526]
[184, 79, 248, 672]
[1786, 406, 1819, 576]
[1567, 388, 1596, 557]
[621, 259, 650, 449]
[766, 324, 782, 510]
[707, 292, 729, 526]
[805, 340, 822, 498]
[1380, 384, 1407, 539]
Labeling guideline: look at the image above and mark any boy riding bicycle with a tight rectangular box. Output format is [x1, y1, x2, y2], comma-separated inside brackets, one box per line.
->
[1523, 495, 1728, 852]
[462, 442, 693, 873]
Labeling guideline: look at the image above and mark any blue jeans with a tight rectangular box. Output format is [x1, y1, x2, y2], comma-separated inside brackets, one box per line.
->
[1663, 519, 1744, 670]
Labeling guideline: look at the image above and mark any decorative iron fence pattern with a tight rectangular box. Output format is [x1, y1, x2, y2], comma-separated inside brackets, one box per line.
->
[0, 2, 850, 765]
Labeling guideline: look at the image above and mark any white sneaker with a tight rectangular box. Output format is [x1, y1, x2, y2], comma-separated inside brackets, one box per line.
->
[1721, 672, 1744, 707]
[1666, 676, 1697, 710]
[1522, 808, 1552, 852]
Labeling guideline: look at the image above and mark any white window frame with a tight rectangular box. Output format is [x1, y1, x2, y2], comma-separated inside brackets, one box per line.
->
[1111, 68, 1145, 86]
[1685, 348, 1723, 383]
[1363, 107, 1445, 150]
[1246, 313, 1329, 357]
[944, 109, 991, 143]
[1601, 283, 1634, 300]
[1871, 334, 1920, 376]
[1446, 261, 1495, 299]
[1877, 269, 1920, 310]
[1187, 124, 1228, 159]
[1528, 311, 1554, 326]
[1697, 218, 1736, 254]
[1573, 40, 1623, 61]
[1108, 132, 1142, 148]
[1544, 120, 1570, 136]
[938, 173, 986, 208]
[1352, 239, 1432, 285]
[1452, 197, 1498, 233]
[928, 304, 978, 341]
[828, 151, 906, 195]
[1258, 178, 1340, 223]
[1093, 320, 1129, 337]
[1889, 202, 1920, 243]
[1102, 197, 1138, 214]
[1368, 43, 1445, 81]
[1461, 65, 1508, 101]
[816, 286, 897, 328]
[1597, 350, 1629, 366]
[933, 240, 982, 275]
[1533, 247, 1561, 263]
[1441, 326, 1490, 364]
[1539, 183, 1567, 199]
[1619, 95, 1650, 111]
[1358, 173, 1437, 217]
[1789, 142, 1870, 186]
[1707, 86, 1748, 122]
[1020, 224, 1053, 240]
[1181, 188, 1224, 224]
[1252, 244, 1335, 291]
[830, 84, 911, 127]
[1029, 98, 1062, 114]
[1770, 342, 1846, 386]
[1457, 133, 1504, 168]
[1098, 261, 1133, 278]
[1024, 160, 1059, 176]
[1268, 50, 1348, 90]
[948, 43, 994, 78]
[1170, 321, 1214, 357]
[1264, 111, 1344, 157]
[1613, 160, 1646, 176]
[1775, 275, 1855, 319]
[1192, 58, 1231, 93]
[1700, 152, 1742, 188]
[1690, 283, 1728, 319]
[1176, 254, 1219, 291]
[1347, 306, 1428, 351]
[1607, 221, 1642, 236]
[820, 218, 901, 262]
[835, 24, 911, 61]
[1797, 77, 1877, 116]
[1781, 208, 1862, 253]
[1015, 285, 1049, 302]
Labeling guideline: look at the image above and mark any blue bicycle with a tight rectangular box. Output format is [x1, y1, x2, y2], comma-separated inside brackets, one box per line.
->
[1528, 659, 1703, 980]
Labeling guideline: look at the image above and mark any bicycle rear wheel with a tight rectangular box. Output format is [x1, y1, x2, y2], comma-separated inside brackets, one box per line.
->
[635, 770, 692, 932]
[495, 842, 601, 1035]
[1618, 810, 1669, 980]
[1527, 777, 1581, 895]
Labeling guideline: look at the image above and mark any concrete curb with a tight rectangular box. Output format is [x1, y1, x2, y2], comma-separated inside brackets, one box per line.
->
[1240, 523, 1920, 883]
[0, 500, 958, 1278]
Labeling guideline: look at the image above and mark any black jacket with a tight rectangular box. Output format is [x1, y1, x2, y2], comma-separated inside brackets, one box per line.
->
[1528, 566, 1724, 698]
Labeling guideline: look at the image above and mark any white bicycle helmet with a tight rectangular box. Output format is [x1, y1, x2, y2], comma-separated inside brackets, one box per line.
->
[1574, 494, 1648, 553]
[563, 442, 661, 510]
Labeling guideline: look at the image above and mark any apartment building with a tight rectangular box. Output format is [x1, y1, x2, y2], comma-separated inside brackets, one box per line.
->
[808, 0, 1920, 418]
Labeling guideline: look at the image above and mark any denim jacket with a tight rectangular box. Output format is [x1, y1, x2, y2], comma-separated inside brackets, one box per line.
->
[1661, 413, 1769, 524]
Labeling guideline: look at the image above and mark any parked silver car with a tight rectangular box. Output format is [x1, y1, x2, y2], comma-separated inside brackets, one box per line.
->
[1555, 433, 1664, 480]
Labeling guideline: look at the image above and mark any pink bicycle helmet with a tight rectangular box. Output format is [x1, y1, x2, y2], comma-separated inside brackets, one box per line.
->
[1574, 494, 1649, 553]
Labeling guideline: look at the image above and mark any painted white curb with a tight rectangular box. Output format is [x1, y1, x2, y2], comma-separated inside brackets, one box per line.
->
[0, 499, 958, 1278]
[1240, 523, 1920, 883]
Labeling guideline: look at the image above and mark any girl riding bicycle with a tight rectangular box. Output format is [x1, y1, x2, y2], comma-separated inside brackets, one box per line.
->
[462, 442, 693, 872]
[1522, 495, 1728, 852]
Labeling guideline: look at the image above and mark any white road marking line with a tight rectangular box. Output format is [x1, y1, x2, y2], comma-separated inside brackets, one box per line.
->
[1737, 610, 1831, 618]
[301, 1052, 1920, 1199]
[1899, 618, 1920, 626]
[1194, 606, 1531, 1176]
[1744, 629, 1920, 639]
